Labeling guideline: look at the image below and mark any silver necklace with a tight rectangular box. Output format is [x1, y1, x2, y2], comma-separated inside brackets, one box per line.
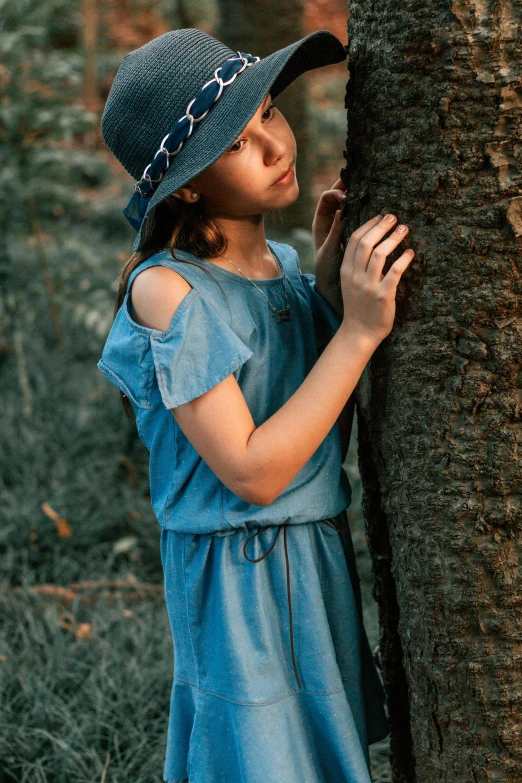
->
[222, 248, 291, 323]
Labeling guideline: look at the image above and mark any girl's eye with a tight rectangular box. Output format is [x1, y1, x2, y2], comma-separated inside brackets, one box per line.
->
[227, 104, 276, 153]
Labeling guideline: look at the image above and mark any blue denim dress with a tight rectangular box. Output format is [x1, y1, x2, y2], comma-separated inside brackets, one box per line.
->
[97, 239, 389, 782]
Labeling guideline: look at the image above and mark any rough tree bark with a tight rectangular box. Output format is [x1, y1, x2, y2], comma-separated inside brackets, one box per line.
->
[217, 0, 315, 229]
[341, 1, 522, 781]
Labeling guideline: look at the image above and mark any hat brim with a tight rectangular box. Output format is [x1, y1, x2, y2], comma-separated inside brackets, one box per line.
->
[131, 29, 347, 251]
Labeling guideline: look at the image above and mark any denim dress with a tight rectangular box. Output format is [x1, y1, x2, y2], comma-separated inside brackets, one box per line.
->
[97, 239, 389, 783]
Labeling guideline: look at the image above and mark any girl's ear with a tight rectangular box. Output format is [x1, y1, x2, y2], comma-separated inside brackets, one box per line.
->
[172, 184, 199, 203]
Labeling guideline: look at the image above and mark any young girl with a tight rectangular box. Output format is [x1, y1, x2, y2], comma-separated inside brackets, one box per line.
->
[97, 27, 414, 783]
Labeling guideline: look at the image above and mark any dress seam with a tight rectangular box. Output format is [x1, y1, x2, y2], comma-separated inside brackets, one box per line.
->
[294, 542, 301, 686]
[163, 416, 178, 527]
[181, 536, 200, 688]
[97, 359, 153, 410]
[173, 675, 345, 706]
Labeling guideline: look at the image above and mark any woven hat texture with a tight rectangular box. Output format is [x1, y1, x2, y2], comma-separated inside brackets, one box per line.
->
[101, 27, 347, 251]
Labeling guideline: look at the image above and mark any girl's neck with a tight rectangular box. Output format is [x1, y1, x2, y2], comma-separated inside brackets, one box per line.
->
[206, 214, 278, 279]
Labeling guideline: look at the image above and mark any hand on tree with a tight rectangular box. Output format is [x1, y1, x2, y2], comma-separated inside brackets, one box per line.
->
[312, 176, 348, 289]
[339, 213, 415, 345]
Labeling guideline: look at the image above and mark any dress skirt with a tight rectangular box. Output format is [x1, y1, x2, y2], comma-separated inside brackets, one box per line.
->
[160, 510, 390, 783]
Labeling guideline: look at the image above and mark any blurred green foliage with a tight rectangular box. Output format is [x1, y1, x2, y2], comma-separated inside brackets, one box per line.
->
[0, 0, 109, 277]
[1, 589, 174, 781]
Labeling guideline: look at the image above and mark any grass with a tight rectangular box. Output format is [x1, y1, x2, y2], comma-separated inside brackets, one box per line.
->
[1, 589, 172, 782]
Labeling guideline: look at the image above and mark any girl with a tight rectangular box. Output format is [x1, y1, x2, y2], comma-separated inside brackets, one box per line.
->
[97, 27, 414, 783]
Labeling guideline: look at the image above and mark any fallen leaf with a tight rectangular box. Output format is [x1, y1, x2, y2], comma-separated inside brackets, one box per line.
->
[42, 502, 72, 538]
[74, 623, 94, 640]
[113, 536, 137, 555]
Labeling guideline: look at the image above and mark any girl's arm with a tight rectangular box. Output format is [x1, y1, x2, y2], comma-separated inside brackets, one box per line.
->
[132, 213, 414, 506]
[173, 324, 376, 505]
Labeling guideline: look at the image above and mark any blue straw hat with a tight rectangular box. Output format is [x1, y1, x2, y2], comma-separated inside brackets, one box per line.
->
[101, 27, 347, 252]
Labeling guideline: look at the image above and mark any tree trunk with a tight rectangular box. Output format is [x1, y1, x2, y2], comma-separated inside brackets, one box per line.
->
[342, 1, 522, 781]
[217, 0, 314, 229]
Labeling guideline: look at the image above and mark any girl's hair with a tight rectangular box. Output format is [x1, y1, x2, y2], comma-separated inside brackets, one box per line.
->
[113, 194, 229, 418]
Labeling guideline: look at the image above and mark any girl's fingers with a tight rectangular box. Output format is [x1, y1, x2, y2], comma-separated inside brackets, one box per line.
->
[354, 215, 403, 279]
[320, 207, 346, 257]
[366, 224, 410, 282]
[314, 188, 346, 222]
[345, 215, 396, 272]
[313, 190, 347, 250]
[378, 249, 415, 296]
[313, 179, 348, 235]
[330, 176, 346, 191]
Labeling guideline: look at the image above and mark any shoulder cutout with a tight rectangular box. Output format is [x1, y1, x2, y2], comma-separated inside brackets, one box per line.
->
[130, 265, 193, 333]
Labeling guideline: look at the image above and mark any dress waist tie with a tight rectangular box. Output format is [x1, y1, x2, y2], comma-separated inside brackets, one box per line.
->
[241, 511, 351, 691]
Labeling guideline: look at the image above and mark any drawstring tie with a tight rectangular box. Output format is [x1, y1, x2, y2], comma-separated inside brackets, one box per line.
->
[242, 512, 351, 690]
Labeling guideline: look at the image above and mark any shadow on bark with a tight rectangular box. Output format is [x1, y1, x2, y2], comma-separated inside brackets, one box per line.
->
[357, 402, 416, 783]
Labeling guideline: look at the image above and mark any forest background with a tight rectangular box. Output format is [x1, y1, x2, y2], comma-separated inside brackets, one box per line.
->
[0, 0, 391, 780]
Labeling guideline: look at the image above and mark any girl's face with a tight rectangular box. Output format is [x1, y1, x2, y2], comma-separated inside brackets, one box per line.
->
[179, 92, 298, 217]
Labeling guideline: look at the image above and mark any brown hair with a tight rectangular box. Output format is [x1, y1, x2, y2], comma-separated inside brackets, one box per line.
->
[113, 195, 229, 418]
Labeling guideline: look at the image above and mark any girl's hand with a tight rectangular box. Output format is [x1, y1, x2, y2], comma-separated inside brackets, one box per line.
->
[312, 176, 347, 286]
[339, 214, 415, 345]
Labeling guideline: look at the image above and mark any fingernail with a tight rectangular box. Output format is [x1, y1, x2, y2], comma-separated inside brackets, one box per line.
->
[385, 214, 396, 222]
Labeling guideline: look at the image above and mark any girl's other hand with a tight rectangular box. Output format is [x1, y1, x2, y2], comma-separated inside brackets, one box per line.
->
[312, 176, 347, 285]
[339, 214, 415, 345]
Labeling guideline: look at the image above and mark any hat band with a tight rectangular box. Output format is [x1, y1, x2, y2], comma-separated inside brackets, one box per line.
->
[123, 50, 260, 232]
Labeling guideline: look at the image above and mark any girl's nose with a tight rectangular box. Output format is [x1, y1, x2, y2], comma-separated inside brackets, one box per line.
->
[264, 133, 287, 166]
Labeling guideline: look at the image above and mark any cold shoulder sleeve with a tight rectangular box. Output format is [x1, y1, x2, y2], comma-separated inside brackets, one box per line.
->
[300, 272, 342, 354]
[150, 291, 254, 408]
[97, 285, 253, 411]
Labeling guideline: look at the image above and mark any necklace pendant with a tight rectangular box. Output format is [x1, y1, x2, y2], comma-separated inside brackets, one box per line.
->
[274, 305, 291, 323]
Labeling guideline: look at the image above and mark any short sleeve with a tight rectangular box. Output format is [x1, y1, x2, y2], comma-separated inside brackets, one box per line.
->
[97, 307, 155, 410]
[300, 272, 342, 354]
[151, 290, 254, 408]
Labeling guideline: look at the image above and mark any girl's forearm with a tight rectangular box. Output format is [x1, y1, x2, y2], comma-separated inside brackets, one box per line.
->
[244, 327, 377, 505]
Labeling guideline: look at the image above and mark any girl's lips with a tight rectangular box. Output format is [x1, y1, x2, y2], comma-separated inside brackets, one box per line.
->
[272, 164, 295, 186]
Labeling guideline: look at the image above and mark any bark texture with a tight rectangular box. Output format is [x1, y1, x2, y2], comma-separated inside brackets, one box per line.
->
[342, 1, 522, 781]
[217, 0, 314, 228]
